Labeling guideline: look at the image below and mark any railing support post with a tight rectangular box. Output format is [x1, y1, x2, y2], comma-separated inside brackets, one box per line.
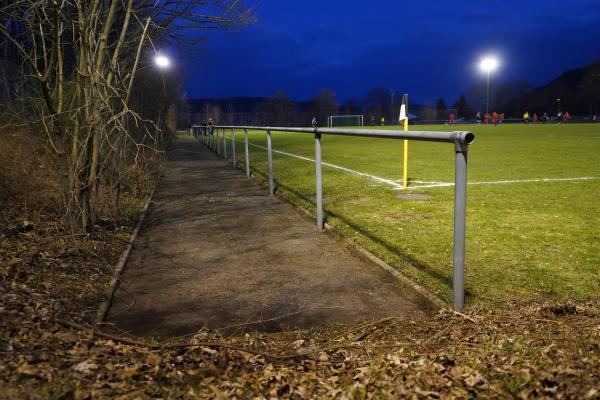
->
[216, 128, 220, 155]
[453, 140, 468, 312]
[244, 128, 250, 177]
[223, 128, 227, 159]
[315, 132, 324, 231]
[232, 128, 236, 167]
[267, 129, 274, 194]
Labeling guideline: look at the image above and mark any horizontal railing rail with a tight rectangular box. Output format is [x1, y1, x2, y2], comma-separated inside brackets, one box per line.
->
[189, 124, 475, 311]
[195, 125, 475, 145]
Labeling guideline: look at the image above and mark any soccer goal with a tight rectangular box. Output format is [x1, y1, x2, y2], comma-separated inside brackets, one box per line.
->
[327, 115, 364, 127]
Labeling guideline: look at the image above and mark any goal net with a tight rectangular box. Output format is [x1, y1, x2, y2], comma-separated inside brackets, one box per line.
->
[327, 115, 364, 127]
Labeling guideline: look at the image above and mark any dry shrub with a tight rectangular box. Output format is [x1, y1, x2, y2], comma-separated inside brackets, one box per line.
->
[96, 160, 159, 226]
[0, 128, 62, 222]
[0, 125, 161, 229]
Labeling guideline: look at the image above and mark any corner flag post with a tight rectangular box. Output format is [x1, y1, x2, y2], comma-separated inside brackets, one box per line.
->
[399, 94, 409, 190]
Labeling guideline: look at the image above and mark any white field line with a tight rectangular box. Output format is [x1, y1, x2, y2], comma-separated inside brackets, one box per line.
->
[407, 176, 600, 190]
[247, 142, 405, 189]
[244, 141, 599, 190]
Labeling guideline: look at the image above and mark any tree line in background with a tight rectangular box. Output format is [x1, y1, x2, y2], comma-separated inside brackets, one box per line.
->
[0, 0, 254, 232]
[188, 60, 600, 126]
[187, 87, 480, 127]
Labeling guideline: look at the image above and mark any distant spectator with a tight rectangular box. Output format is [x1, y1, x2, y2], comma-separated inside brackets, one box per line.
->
[371, 116, 375, 126]
[491, 111, 499, 126]
[476, 112, 482, 124]
[380, 116, 385, 126]
[532, 113, 539, 123]
[556, 111, 563, 124]
[484, 113, 490, 124]
[563, 111, 571, 122]
[523, 111, 530, 124]
[499, 113, 505, 124]
[541, 112, 548, 123]
[449, 112, 456, 126]
[593, 114, 598, 123]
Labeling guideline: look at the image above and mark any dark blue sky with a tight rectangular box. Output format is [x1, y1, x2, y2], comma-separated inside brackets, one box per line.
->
[184, 0, 600, 104]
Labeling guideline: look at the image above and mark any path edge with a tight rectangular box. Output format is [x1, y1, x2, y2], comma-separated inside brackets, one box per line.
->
[94, 187, 156, 326]
[243, 166, 450, 311]
[201, 138, 450, 311]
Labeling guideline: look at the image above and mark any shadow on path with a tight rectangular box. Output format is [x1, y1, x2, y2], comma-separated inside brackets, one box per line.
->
[108, 139, 435, 338]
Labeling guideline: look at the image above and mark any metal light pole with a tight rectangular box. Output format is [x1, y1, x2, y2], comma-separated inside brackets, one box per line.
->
[479, 56, 499, 116]
[485, 70, 491, 116]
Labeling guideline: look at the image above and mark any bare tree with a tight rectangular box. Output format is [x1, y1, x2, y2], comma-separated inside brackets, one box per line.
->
[311, 88, 337, 126]
[420, 105, 437, 121]
[203, 103, 222, 124]
[256, 90, 296, 126]
[0, 0, 254, 232]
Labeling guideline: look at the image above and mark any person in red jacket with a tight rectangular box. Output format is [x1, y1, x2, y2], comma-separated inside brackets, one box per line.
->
[484, 113, 490, 124]
[491, 111, 498, 126]
[532, 113, 539, 123]
[448, 112, 456, 126]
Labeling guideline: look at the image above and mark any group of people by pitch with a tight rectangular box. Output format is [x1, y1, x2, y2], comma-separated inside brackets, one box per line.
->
[475, 111, 505, 125]
[522, 111, 571, 124]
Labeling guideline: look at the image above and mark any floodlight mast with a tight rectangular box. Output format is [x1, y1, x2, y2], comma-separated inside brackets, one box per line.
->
[479, 56, 499, 116]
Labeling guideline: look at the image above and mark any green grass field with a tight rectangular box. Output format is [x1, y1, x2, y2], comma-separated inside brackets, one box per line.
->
[213, 123, 600, 307]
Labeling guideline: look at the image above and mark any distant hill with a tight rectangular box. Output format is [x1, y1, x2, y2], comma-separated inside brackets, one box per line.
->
[502, 61, 600, 117]
[186, 95, 426, 122]
[187, 96, 314, 114]
[188, 97, 266, 114]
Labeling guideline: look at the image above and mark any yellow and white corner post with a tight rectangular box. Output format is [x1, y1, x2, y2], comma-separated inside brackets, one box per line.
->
[399, 94, 409, 190]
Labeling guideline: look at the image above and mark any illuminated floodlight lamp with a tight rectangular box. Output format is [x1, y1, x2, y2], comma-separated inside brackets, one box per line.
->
[154, 54, 171, 69]
[479, 56, 499, 73]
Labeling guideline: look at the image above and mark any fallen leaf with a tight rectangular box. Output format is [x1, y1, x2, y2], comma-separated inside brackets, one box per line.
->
[17, 363, 40, 376]
[55, 331, 78, 344]
[117, 366, 139, 378]
[145, 352, 161, 366]
[73, 360, 98, 373]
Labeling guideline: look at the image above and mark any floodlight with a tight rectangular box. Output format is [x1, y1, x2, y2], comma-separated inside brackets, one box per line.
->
[154, 55, 171, 69]
[479, 56, 499, 73]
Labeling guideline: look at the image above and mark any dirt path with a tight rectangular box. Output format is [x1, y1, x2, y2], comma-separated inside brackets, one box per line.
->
[108, 138, 435, 337]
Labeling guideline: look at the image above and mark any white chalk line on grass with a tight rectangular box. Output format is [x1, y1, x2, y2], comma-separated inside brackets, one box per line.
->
[244, 141, 600, 190]
[407, 176, 600, 189]
[247, 142, 405, 189]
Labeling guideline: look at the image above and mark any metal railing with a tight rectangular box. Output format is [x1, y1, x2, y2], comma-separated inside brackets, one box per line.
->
[189, 124, 475, 311]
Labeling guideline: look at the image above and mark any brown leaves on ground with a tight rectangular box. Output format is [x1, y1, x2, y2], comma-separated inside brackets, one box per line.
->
[1, 213, 600, 399]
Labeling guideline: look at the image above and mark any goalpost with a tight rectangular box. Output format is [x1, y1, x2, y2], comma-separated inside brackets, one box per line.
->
[327, 115, 364, 127]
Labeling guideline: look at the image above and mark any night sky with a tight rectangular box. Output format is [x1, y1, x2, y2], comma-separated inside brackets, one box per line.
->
[184, 0, 600, 104]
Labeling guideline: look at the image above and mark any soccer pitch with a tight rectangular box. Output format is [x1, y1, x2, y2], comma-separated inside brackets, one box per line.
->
[223, 123, 600, 306]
